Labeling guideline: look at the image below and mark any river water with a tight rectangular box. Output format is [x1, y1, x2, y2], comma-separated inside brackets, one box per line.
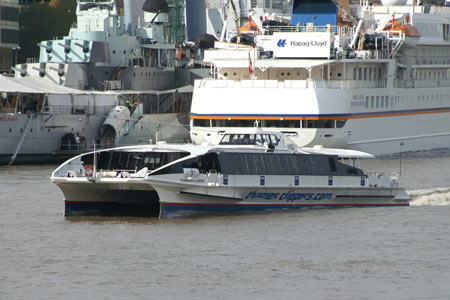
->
[1, 152, 450, 300]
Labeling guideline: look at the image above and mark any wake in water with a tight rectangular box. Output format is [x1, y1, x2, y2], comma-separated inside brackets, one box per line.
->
[408, 188, 450, 206]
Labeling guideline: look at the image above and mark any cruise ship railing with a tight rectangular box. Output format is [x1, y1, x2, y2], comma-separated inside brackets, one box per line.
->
[394, 79, 450, 88]
[198, 79, 387, 89]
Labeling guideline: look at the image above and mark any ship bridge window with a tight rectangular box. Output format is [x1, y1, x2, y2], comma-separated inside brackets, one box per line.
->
[142, 152, 190, 170]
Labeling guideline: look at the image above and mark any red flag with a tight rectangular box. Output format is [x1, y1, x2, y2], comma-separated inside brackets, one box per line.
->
[248, 51, 253, 75]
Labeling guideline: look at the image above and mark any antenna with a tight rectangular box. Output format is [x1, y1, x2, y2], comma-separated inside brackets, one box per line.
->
[399, 141, 404, 177]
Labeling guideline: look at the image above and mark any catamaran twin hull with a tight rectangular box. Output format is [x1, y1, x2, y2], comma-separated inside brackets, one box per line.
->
[51, 130, 410, 219]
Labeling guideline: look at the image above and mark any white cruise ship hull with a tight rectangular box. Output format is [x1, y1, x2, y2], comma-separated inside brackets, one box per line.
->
[190, 80, 450, 156]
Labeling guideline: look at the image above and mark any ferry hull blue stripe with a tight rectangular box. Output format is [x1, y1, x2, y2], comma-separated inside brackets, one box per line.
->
[191, 107, 450, 118]
[160, 202, 408, 218]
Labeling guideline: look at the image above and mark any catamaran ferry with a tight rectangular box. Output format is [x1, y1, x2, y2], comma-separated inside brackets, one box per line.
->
[51, 129, 409, 218]
[190, 0, 450, 155]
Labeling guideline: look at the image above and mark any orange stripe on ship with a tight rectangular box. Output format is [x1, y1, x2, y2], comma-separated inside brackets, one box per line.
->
[191, 108, 450, 120]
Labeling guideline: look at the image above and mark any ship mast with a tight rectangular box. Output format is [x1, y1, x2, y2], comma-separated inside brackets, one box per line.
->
[229, 0, 241, 44]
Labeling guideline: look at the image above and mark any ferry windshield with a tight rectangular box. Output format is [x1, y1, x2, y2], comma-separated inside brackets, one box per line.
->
[219, 134, 280, 146]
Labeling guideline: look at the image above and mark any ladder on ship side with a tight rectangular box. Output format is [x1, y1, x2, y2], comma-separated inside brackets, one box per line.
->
[8, 114, 34, 166]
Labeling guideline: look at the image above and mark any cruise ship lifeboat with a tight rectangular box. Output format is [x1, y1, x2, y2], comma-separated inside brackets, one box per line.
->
[384, 19, 420, 48]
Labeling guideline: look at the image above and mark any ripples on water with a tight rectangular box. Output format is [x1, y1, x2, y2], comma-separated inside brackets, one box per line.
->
[1, 152, 450, 299]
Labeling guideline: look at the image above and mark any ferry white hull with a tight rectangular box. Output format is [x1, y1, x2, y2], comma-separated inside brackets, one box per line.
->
[148, 166, 410, 218]
[150, 180, 409, 218]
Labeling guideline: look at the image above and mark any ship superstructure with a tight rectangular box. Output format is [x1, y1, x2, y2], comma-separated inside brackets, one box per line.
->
[190, 0, 450, 155]
[0, 0, 196, 164]
[15, 0, 178, 91]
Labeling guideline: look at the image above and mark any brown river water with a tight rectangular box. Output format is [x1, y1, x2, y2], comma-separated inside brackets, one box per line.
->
[1, 152, 450, 299]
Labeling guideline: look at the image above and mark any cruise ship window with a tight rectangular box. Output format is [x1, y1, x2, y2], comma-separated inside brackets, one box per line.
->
[376, 96, 379, 108]
[353, 68, 357, 80]
[193, 119, 210, 127]
[371, 96, 375, 108]
[363, 68, 368, 80]
[381, 96, 384, 108]
[358, 68, 363, 80]
[336, 120, 346, 128]
[386, 96, 389, 107]
[369, 68, 373, 80]
[365, 96, 369, 108]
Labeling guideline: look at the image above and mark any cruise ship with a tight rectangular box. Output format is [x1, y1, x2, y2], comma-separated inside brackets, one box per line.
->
[190, 0, 450, 155]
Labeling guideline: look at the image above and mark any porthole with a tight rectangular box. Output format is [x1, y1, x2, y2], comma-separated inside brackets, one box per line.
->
[112, 50, 116, 54]
[338, 73, 342, 77]
[224, 72, 228, 77]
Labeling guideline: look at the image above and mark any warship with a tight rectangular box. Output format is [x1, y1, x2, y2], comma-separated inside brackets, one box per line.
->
[0, 0, 207, 165]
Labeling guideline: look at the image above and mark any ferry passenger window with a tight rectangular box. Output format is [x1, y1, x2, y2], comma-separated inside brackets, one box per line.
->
[371, 96, 375, 108]
[376, 96, 380, 108]
[270, 135, 279, 145]
[365, 96, 369, 109]
[220, 135, 232, 144]
[381, 96, 384, 108]
[97, 152, 111, 170]
[255, 135, 263, 145]
[358, 67, 362, 80]
[329, 158, 337, 173]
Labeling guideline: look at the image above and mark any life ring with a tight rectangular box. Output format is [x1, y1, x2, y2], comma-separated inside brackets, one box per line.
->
[85, 165, 94, 177]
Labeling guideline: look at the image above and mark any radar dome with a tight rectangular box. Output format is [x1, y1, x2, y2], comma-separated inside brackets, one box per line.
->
[142, 0, 169, 13]
[381, 0, 407, 5]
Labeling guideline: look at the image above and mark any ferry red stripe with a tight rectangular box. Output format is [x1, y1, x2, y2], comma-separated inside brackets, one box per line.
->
[161, 202, 408, 207]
